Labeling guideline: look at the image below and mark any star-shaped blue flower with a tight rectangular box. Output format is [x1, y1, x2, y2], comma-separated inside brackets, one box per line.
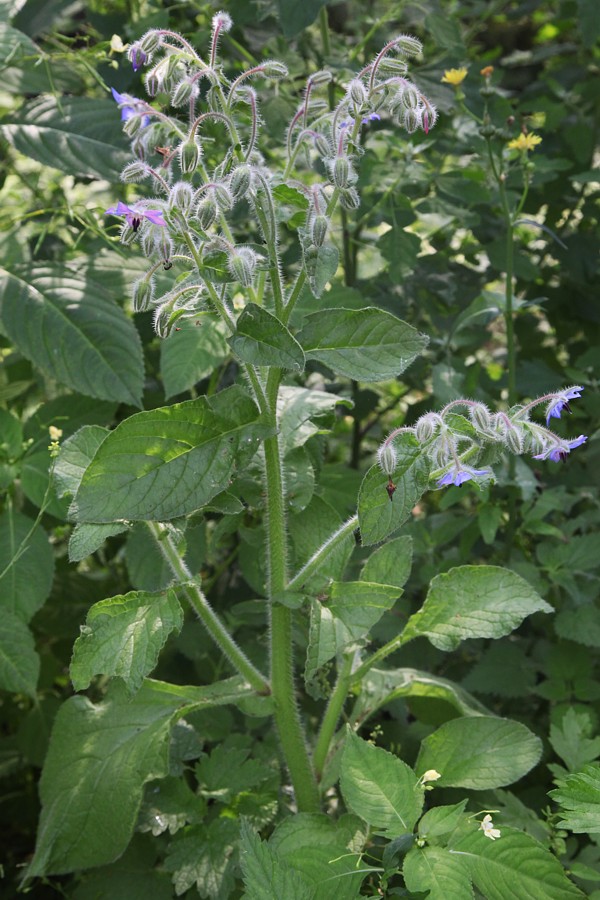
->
[545, 385, 583, 426]
[533, 434, 587, 462]
[111, 87, 151, 128]
[437, 464, 491, 488]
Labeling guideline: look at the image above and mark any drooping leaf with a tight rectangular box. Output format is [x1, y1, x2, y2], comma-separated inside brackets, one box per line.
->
[305, 245, 339, 298]
[70, 589, 184, 693]
[229, 303, 305, 371]
[402, 565, 552, 650]
[403, 845, 473, 899]
[161, 316, 229, 400]
[68, 522, 129, 563]
[449, 828, 584, 899]
[416, 716, 542, 789]
[340, 730, 423, 836]
[0, 95, 130, 180]
[72, 386, 268, 523]
[0, 508, 54, 622]
[277, 385, 352, 454]
[0, 611, 39, 698]
[358, 434, 430, 546]
[0, 266, 144, 406]
[297, 307, 427, 381]
[550, 764, 600, 833]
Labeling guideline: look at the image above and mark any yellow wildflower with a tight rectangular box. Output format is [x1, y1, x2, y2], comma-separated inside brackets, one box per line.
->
[441, 67, 468, 86]
[507, 132, 542, 152]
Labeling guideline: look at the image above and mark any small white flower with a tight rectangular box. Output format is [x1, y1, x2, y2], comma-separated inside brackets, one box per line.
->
[421, 769, 442, 784]
[480, 814, 501, 840]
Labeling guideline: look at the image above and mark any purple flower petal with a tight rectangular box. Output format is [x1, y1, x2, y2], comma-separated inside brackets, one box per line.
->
[143, 209, 167, 227]
[437, 464, 491, 488]
[545, 385, 584, 426]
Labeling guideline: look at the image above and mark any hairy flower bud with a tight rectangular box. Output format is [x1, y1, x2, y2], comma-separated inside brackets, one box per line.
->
[309, 214, 329, 247]
[377, 58, 409, 75]
[132, 276, 155, 313]
[348, 78, 368, 108]
[505, 425, 524, 455]
[308, 70, 333, 86]
[403, 108, 421, 134]
[402, 87, 419, 110]
[330, 156, 356, 188]
[415, 413, 441, 443]
[339, 187, 360, 210]
[139, 30, 161, 55]
[377, 442, 398, 477]
[179, 137, 201, 175]
[313, 132, 331, 157]
[171, 79, 197, 108]
[197, 197, 218, 231]
[153, 300, 180, 338]
[123, 114, 145, 137]
[394, 34, 423, 57]
[228, 246, 260, 287]
[261, 60, 288, 79]
[144, 70, 161, 97]
[213, 183, 234, 211]
[230, 165, 252, 200]
[121, 160, 149, 182]
[470, 403, 492, 433]
[169, 180, 194, 214]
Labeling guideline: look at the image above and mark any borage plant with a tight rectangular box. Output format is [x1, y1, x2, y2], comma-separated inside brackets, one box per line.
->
[27, 14, 586, 897]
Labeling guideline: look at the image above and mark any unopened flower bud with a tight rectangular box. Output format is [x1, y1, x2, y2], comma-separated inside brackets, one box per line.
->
[377, 442, 398, 477]
[415, 413, 440, 443]
[169, 181, 194, 214]
[402, 87, 419, 110]
[179, 137, 201, 174]
[331, 156, 355, 188]
[171, 79, 197, 108]
[339, 187, 360, 210]
[213, 183, 234, 211]
[403, 108, 420, 134]
[470, 403, 492, 433]
[154, 229, 173, 263]
[128, 42, 148, 72]
[261, 60, 288, 79]
[377, 58, 409, 75]
[121, 160, 149, 182]
[229, 247, 259, 287]
[123, 114, 145, 137]
[132, 276, 155, 312]
[153, 300, 180, 338]
[230, 165, 252, 200]
[313, 133, 331, 156]
[139, 30, 161, 55]
[310, 214, 329, 247]
[197, 197, 217, 231]
[505, 426, 524, 455]
[308, 70, 333, 86]
[394, 34, 423, 57]
[144, 70, 161, 97]
[348, 78, 368, 108]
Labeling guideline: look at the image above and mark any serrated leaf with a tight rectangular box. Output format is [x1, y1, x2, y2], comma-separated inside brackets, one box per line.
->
[164, 819, 239, 898]
[360, 535, 413, 589]
[404, 845, 473, 899]
[0, 509, 54, 622]
[70, 589, 184, 693]
[229, 303, 305, 371]
[138, 776, 206, 836]
[328, 581, 400, 640]
[54, 425, 109, 499]
[550, 764, 600, 833]
[340, 730, 423, 836]
[1, 95, 130, 180]
[416, 716, 542, 789]
[68, 522, 129, 562]
[0, 266, 144, 405]
[72, 386, 268, 523]
[449, 828, 584, 899]
[402, 565, 552, 650]
[0, 611, 39, 697]
[298, 307, 427, 381]
[161, 316, 229, 399]
[240, 820, 315, 900]
[555, 603, 600, 648]
[358, 435, 430, 546]
[549, 708, 600, 773]
[304, 599, 347, 697]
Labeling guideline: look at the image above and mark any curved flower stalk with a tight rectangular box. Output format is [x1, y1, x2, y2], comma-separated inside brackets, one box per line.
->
[377, 387, 587, 490]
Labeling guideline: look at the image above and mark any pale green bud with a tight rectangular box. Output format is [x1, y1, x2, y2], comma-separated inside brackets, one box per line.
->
[121, 160, 149, 182]
[394, 34, 423, 57]
[132, 276, 155, 313]
[261, 60, 288, 79]
[377, 442, 398, 477]
[140, 30, 161, 54]
[230, 165, 252, 200]
[309, 214, 329, 247]
[179, 137, 201, 174]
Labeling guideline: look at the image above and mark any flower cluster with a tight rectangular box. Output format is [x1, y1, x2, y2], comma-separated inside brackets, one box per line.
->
[377, 386, 586, 490]
[103, 15, 437, 337]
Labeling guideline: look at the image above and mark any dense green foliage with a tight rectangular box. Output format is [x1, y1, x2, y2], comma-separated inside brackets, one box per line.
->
[0, 0, 598, 897]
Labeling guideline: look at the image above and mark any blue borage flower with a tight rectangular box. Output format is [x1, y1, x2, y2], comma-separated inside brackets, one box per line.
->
[111, 87, 151, 128]
[533, 434, 587, 462]
[437, 464, 492, 488]
[545, 385, 584, 426]
[105, 201, 167, 231]
[128, 42, 148, 72]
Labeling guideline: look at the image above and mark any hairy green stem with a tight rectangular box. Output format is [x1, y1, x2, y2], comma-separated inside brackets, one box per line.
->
[350, 634, 408, 687]
[314, 652, 354, 780]
[146, 522, 270, 694]
[287, 514, 358, 592]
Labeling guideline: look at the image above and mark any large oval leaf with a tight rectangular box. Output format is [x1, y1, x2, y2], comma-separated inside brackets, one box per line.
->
[0, 265, 144, 406]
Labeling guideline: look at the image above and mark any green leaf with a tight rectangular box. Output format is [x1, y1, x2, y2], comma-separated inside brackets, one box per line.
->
[68, 522, 129, 563]
[28, 681, 190, 877]
[450, 828, 584, 899]
[550, 765, 600, 833]
[137, 776, 206, 836]
[0, 95, 130, 180]
[297, 307, 427, 381]
[195, 743, 273, 799]
[416, 716, 542, 789]
[555, 603, 600, 648]
[328, 581, 400, 641]
[272, 184, 309, 208]
[72, 386, 268, 523]
[0, 266, 144, 406]
[161, 316, 229, 399]
[305, 245, 339, 298]
[0, 407, 23, 458]
[164, 819, 239, 898]
[418, 800, 469, 840]
[404, 845, 473, 899]
[340, 730, 423, 836]
[278, 385, 352, 454]
[550, 708, 600, 773]
[276, 0, 329, 37]
[269, 813, 368, 899]
[0, 509, 54, 622]
[0, 24, 80, 93]
[72, 836, 174, 900]
[0, 611, 39, 698]
[350, 668, 490, 731]
[402, 565, 552, 650]
[358, 435, 430, 546]
[291, 495, 354, 589]
[360, 536, 413, 589]
[70, 589, 184, 693]
[304, 599, 349, 697]
[54, 425, 109, 499]
[285, 447, 315, 512]
[229, 303, 305, 371]
[239, 820, 315, 900]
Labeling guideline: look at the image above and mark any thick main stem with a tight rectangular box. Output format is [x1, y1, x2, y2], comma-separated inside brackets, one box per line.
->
[263, 378, 320, 812]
